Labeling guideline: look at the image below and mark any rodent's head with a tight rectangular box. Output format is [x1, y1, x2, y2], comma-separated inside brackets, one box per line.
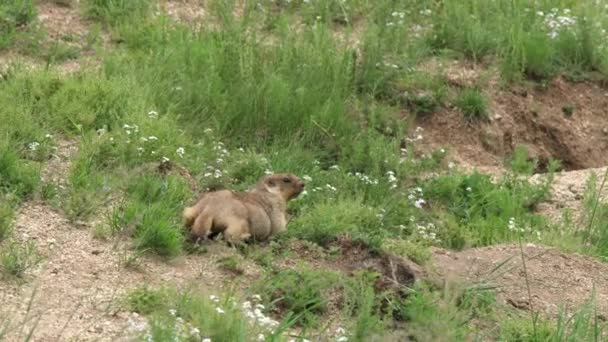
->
[261, 173, 305, 201]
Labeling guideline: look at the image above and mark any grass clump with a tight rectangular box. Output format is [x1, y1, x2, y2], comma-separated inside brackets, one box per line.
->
[287, 199, 383, 248]
[126, 286, 295, 342]
[0, 201, 15, 242]
[84, 0, 151, 25]
[0, 147, 40, 200]
[0, 240, 42, 279]
[109, 175, 190, 257]
[456, 87, 488, 122]
[0, 0, 37, 50]
[127, 286, 168, 315]
[254, 267, 338, 326]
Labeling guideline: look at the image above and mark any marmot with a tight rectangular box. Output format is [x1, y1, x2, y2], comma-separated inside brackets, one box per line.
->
[183, 173, 305, 244]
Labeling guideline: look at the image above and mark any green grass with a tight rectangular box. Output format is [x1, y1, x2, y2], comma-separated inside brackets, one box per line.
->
[0, 240, 41, 279]
[2, 0, 608, 340]
[124, 285, 297, 342]
[84, 0, 151, 25]
[456, 87, 489, 122]
[0, 0, 37, 50]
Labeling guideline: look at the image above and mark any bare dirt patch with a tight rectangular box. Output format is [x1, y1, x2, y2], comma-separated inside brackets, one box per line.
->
[531, 167, 608, 223]
[157, 0, 206, 26]
[37, 0, 90, 42]
[432, 243, 608, 319]
[0, 201, 262, 341]
[418, 62, 608, 172]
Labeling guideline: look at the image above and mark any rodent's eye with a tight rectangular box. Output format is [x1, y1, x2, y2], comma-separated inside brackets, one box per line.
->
[283, 177, 291, 183]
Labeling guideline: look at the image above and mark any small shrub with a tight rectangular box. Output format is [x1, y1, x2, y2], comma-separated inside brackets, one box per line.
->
[133, 204, 184, 257]
[0, 148, 40, 199]
[0, 240, 42, 278]
[456, 88, 488, 122]
[254, 267, 339, 326]
[0, 201, 14, 241]
[85, 0, 151, 25]
[217, 255, 245, 275]
[127, 287, 167, 315]
[509, 145, 537, 175]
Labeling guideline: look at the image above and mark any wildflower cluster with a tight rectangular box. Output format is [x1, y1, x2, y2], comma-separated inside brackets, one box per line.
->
[386, 171, 398, 189]
[203, 140, 230, 180]
[508, 217, 542, 240]
[404, 126, 424, 144]
[537, 8, 577, 39]
[334, 326, 349, 342]
[414, 222, 440, 243]
[347, 172, 379, 186]
[407, 187, 426, 209]
[386, 11, 405, 27]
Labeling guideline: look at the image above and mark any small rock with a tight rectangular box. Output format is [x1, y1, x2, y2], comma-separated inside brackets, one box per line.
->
[507, 298, 530, 310]
[91, 249, 103, 255]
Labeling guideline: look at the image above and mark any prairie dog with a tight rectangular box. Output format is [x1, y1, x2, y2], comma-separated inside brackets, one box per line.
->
[183, 173, 305, 243]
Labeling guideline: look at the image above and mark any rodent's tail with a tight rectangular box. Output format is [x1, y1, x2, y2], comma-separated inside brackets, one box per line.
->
[182, 206, 199, 227]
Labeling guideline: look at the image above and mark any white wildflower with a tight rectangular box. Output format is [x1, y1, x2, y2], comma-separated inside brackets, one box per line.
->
[169, 309, 177, 316]
[148, 136, 159, 141]
[161, 156, 170, 163]
[209, 295, 220, 303]
[258, 334, 265, 341]
[148, 110, 158, 119]
[190, 327, 200, 336]
[28, 142, 40, 151]
[329, 165, 340, 171]
[216, 307, 225, 314]
[303, 175, 313, 182]
[202, 339, 212, 342]
[414, 198, 426, 209]
[97, 128, 106, 135]
[176, 147, 185, 158]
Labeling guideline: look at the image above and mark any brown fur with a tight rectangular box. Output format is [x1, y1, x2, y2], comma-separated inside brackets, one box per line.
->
[182, 173, 305, 244]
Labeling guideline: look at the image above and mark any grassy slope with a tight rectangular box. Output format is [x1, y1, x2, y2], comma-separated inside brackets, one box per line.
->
[2, 0, 608, 340]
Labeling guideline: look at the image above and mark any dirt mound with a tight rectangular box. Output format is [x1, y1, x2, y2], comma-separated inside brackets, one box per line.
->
[283, 238, 421, 295]
[432, 243, 608, 318]
[419, 63, 608, 172]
